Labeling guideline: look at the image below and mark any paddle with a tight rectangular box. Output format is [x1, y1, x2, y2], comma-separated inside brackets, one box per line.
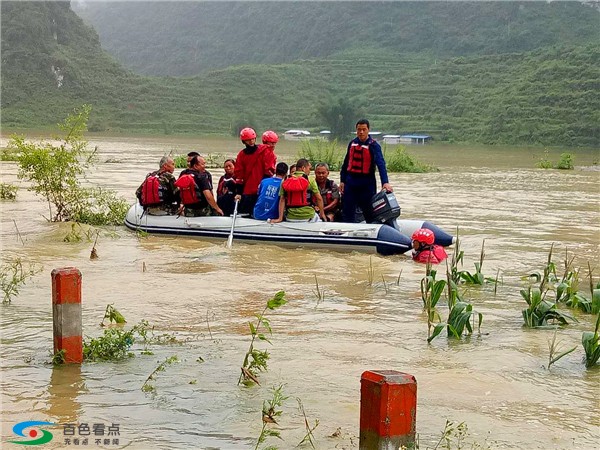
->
[226, 199, 240, 249]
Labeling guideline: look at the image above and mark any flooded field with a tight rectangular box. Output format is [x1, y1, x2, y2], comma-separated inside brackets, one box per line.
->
[1, 135, 599, 449]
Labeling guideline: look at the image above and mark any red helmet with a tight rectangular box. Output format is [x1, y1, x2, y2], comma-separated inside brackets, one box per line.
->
[239, 127, 256, 141]
[412, 228, 435, 245]
[262, 130, 279, 144]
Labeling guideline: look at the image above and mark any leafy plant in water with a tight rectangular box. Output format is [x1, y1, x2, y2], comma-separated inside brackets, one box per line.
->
[296, 397, 319, 449]
[546, 328, 576, 370]
[459, 240, 490, 285]
[0, 183, 18, 200]
[141, 355, 179, 392]
[384, 145, 437, 173]
[527, 244, 558, 293]
[536, 149, 553, 169]
[83, 327, 137, 361]
[431, 420, 491, 450]
[556, 152, 574, 170]
[255, 384, 287, 450]
[448, 227, 464, 285]
[520, 286, 576, 328]
[239, 291, 287, 386]
[297, 139, 344, 171]
[421, 264, 446, 340]
[52, 349, 66, 365]
[14, 105, 128, 225]
[1, 257, 41, 304]
[100, 304, 127, 326]
[582, 314, 600, 368]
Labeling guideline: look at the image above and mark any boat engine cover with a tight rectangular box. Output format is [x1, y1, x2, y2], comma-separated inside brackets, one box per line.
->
[371, 191, 401, 224]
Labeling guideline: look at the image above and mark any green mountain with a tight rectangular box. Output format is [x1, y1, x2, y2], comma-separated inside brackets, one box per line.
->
[73, 1, 600, 76]
[2, 1, 599, 147]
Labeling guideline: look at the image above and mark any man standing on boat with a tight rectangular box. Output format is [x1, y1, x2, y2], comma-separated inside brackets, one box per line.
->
[339, 119, 393, 223]
[233, 128, 277, 216]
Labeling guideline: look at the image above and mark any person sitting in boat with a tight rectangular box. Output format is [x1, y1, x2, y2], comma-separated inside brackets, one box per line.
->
[271, 159, 326, 223]
[217, 158, 236, 216]
[254, 162, 288, 220]
[313, 163, 341, 222]
[175, 156, 223, 217]
[179, 151, 200, 177]
[288, 164, 296, 178]
[233, 127, 277, 217]
[136, 156, 180, 215]
[411, 228, 448, 264]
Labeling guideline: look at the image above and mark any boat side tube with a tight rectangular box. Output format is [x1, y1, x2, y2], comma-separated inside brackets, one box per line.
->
[375, 225, 412, 255]
[420, 221, 455, 247]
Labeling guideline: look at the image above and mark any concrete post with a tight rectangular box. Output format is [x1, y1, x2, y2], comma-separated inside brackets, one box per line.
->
[51, 268, 83, 364]
[359, 370, 417, 450]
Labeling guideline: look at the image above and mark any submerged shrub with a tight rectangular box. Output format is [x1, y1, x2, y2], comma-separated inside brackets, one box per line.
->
[13, 105, 128, 225]
[0, 183, 18, 200]
[385, 146, 438, 173]
[556, 152, 574, 170]
[297, 139, 344, 171]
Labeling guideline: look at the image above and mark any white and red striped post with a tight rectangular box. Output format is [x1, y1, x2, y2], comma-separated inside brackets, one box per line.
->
[52, 268, 83, 364]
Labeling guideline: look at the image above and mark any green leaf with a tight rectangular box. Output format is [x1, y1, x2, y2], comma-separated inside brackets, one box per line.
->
[427, 323, 445, 343]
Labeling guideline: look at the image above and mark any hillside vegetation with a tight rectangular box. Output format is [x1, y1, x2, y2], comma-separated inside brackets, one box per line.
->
[73, 0, 600, 76]
[2, 1, 598, 147]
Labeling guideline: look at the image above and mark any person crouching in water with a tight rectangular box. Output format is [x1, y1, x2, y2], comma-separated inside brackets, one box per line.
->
[411, 228, 448, 264]
[175, 156, 223, 217]
[270, 159, 326, 223]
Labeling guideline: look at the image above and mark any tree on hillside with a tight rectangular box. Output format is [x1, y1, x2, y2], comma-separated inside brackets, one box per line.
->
[317, 97, 362, 141]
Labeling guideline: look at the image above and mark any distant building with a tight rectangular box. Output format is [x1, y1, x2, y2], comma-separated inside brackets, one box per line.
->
[383, 134, 432, 145]
[382, 135, 402, 144]
[400, 134, 431, 144]
[284, 129, 311, 141]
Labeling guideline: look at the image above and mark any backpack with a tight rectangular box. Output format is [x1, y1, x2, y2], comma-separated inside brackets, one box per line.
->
[282, 176, 310, 207]
[175, 173, 200, 205]
[140, 174, 165, 207]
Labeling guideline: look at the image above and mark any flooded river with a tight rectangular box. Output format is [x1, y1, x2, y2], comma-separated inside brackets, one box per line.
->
[1, 135, 599, 449]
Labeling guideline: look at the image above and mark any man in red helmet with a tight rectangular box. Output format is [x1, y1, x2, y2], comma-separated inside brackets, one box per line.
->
[234, 128, 277, 216]
[411, 228, 448, 264]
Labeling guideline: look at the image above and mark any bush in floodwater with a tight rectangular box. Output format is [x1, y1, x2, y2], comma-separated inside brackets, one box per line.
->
[297, 139, 344, 171]
[384, 146, 438, 173]
[556, 152, 574, 170]
[0, 183, 18, 200]
[13, 105, 128, 225]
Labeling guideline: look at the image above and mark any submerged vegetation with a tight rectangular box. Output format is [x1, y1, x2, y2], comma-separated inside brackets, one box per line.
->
[12, 105, 128, 225]
[537, 151, 575, 169]
[0, 257, 41, 304]
[239, 291, 287, 386]
[0, 183, 18, 200]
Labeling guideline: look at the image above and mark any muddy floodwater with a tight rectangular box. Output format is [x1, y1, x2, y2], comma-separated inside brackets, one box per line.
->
[1, 135, 599, 449]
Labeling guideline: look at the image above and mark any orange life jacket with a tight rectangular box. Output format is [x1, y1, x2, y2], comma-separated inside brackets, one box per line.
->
[347, 141, 372, 175]
[140, 174, 164, 207]
[175, 174, 200, 205]
[282, 176, 310, 207]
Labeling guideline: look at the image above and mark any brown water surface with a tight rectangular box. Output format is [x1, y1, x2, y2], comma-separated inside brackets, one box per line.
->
[1, 136, 599, 449]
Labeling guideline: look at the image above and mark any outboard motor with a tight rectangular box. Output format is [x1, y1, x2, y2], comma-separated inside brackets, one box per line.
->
[370, 191, 401, 228]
